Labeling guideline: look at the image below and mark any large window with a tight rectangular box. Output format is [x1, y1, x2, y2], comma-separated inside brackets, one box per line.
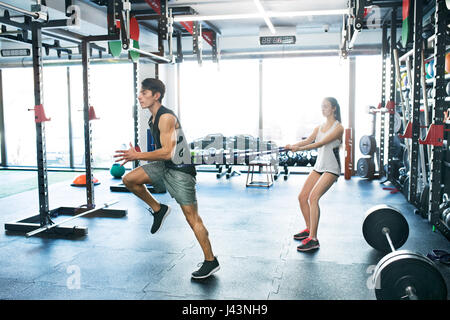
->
[262, 57, 349, 146]
[43, 66, 70, 167]
[69, 63, 135, 169]
[179, 57, 349, 148]
[179, 59, 260, 142]
[2, 68, 36, 166]
[1, 62, 135, 169]
[355, 55, 382, 161]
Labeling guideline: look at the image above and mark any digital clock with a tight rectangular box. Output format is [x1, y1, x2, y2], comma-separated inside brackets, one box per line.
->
[259, 35, 296, 45]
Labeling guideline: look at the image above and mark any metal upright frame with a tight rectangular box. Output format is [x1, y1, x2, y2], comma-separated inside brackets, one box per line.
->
[408, 0, 423, 206]
[132, 62, 140, 169]
[387, 8, 398, 185]
[0, 70, 6, 167]
[396, 0, 449, 239]
[4, 1, 127, 237]
[379, 24, 388, 177]
[426, 0, 448, 238]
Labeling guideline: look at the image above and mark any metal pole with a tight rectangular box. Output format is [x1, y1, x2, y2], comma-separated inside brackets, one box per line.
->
[66, 66, 74, 168]
[0, 70, 7, 166]
[409, 0, 423, 206]
[382, 227, 396, 252]
[0, 1, 40, 19]
[379, 25, 388, 177]
[348, 56, 356, 174]
[258, 59, 263, 142]
[428, 0, 447, 226]
[387, 7, 397, 183]
[31, 22, 51, 227]
[26, 200, 119, 237]
[81, 40, 94, 207]
[128, 47, 172, 63]
[132, 62, 140, 169]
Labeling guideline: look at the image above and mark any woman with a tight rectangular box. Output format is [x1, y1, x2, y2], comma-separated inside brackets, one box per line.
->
[285, 97, 344, 252]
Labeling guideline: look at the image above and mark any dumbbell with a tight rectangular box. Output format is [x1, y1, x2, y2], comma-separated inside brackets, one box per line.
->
[296, 151, 309, 166]
[286, 151, 297, 166]
[309, 150, 318, 166]
[362, 205, 447, 300]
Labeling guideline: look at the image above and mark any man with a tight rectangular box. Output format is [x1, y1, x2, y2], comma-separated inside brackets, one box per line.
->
[114, 78, 219, 279]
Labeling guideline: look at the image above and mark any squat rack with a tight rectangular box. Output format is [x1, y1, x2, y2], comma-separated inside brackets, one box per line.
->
[382, 0, 449, 239]
[3, 0, 127, 237]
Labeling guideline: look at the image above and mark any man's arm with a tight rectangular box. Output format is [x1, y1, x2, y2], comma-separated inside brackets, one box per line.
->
[114, 114, 176, 165]
[137, 114, 176, 161]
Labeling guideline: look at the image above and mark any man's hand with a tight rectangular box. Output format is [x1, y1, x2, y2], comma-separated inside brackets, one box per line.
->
[114, 142, 139, 166]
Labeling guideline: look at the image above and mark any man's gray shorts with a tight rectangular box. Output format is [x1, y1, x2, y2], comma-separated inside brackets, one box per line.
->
[141, 161, 197, 206]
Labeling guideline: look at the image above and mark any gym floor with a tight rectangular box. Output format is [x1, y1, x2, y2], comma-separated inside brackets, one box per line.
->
[0, 168, 448, 300]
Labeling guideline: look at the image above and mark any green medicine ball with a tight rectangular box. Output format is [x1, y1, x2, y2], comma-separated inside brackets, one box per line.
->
[110, 163, 125, 178]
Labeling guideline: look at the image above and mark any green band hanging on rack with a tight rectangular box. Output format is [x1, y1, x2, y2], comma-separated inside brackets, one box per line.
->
[401, 0, 411, 48]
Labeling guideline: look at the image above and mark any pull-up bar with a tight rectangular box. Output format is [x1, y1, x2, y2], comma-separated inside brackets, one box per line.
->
[0, 1, 48, 22]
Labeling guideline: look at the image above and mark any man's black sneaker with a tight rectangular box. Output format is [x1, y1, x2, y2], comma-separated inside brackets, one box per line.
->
[293, 228, 310, 240]
[297, 237, 320, 252]
[149, 204, 171, 234]
[191, 257, 220, 279]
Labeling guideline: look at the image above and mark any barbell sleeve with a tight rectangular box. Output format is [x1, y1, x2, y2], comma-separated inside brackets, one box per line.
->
[382, 227, 396, 252]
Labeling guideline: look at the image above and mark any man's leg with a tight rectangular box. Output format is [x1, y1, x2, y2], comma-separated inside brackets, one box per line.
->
[122, 166, 161, 212]
[180, 202, 215, 261]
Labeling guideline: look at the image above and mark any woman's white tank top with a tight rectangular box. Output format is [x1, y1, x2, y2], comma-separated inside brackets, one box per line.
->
[313, 120, 341, 176]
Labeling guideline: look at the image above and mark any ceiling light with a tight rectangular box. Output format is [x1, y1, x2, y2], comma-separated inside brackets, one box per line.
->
[173, 9, 349, 22]
[253, 0, 276, 34]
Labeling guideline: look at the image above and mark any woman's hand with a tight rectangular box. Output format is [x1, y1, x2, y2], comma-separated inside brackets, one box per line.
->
[285, 144, 305, 152]
[284, 144, 294, 151]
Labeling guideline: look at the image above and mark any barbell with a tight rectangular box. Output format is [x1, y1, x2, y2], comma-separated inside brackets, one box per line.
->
[362, 204, 448, 300]
[26, 200, 119, 237]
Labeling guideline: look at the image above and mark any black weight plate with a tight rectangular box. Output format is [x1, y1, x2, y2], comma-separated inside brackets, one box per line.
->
[392, 135, 404, 159]
[373, 250, 448, 300]
[419, 184, 430, 216]
[362, 204, 409, 252]
[402, 147, 410, 171]
[360, 135, 377, 155]
[357, 157, 375, 179]
[402, 176, 410, 199]
[296, 152, 309, 166]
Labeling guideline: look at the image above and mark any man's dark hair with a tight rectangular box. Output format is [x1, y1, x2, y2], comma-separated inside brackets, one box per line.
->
[142, 78, 165, 103]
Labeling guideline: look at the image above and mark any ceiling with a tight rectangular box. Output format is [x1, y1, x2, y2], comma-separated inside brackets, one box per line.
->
[0, 0, 410, 64]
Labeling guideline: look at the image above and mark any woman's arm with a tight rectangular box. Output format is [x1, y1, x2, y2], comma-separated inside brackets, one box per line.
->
[294, 126, 319, 147]
[285, 126, 319, 151]
[297, 124, 344, 151]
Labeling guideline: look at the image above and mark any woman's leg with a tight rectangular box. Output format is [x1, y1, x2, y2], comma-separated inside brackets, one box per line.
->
[298, 170, 322, 230]
[308, 172, 338, 239]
